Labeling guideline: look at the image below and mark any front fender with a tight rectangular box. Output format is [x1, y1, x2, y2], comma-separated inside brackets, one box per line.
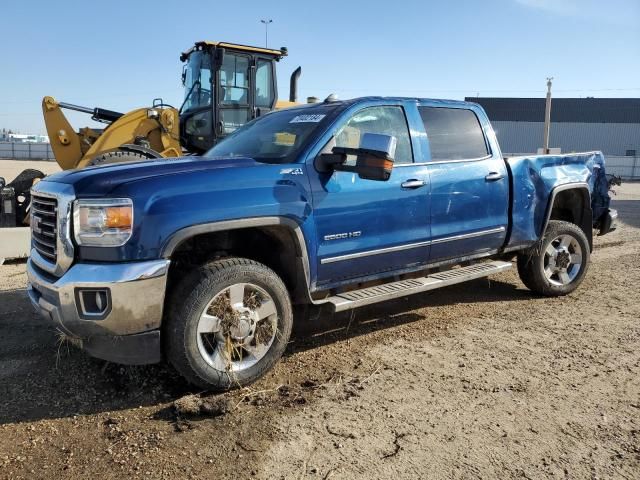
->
[76, 163, 316, 269]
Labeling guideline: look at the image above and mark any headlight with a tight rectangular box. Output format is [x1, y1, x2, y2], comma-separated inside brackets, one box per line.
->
[73, 198, 133, 247]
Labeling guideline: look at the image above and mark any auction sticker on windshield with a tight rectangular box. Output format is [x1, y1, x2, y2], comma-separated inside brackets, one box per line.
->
[289, 114, 326, 123]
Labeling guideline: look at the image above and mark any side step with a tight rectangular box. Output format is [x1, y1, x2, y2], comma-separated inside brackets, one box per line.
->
[323, 260, 512, 312]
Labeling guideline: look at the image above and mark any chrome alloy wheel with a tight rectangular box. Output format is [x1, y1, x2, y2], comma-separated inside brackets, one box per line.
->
[196, 283, 278, 372]
[543, 234, 583, 286]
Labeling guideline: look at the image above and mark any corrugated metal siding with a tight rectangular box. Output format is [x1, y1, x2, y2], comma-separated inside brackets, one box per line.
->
[466, 97, 640, 123]
[492, 121, 640, 156]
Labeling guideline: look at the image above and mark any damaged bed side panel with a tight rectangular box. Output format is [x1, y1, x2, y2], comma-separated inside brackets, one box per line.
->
[505, 151, 611, 248]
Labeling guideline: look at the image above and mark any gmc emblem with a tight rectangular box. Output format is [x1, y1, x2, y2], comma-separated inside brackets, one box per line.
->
[31, 215, 42, 235]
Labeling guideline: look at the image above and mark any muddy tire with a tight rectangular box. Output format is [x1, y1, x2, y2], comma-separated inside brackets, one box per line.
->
[164, 257, 293, 391]
[517, 220, 590, 297]
[88, 150, 151, 166]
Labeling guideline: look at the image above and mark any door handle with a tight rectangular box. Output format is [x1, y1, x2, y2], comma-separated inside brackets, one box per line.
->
[401, 179, 427, 189]
[485, 172, 504, 182]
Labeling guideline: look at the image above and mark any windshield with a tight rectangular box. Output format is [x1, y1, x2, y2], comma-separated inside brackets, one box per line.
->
[182, 51, 212, 112]
[205, 105, 340, 163]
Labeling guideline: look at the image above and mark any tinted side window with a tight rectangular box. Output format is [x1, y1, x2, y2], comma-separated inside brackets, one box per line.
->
[419, 107, 489, 161]
[335, 106, 413, 164]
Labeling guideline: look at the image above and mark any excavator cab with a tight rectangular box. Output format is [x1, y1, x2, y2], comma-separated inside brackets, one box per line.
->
[179, 41, 293, 153]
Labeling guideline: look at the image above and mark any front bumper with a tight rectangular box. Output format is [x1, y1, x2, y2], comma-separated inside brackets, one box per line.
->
[26, 256, 170, 365]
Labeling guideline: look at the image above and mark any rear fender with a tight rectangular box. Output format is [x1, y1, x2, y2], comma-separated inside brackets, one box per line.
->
[542, 183, 593, 251]
[505, 152, 608, 250]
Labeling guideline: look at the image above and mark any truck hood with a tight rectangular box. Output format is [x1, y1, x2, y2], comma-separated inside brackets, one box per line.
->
[42, 154, 311, 263]
[43, 156, 262, 196]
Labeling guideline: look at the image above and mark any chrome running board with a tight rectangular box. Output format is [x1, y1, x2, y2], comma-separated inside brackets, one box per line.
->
[322, 260, 512, 312]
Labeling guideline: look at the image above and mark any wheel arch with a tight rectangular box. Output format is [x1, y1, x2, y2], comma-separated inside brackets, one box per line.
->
[542, 183, 593, 251]
[160, 217, 312, 303]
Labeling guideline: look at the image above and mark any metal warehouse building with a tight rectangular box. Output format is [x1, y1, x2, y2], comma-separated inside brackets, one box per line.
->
[466, 97, 640, 157]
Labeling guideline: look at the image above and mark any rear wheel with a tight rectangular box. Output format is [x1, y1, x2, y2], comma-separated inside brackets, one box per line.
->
[87, 150, 151, 166]
[517, 220, 590, 296]
[165, 258, 293, 391]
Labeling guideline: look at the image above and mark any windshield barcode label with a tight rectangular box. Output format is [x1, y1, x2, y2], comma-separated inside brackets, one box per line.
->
[289, 114, 326, 123]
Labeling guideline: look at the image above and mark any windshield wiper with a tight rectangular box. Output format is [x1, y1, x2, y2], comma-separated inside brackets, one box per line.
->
[179, 79, 201, 114]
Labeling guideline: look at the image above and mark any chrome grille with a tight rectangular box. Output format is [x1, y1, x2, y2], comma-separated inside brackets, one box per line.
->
[30, 195, 58, 263]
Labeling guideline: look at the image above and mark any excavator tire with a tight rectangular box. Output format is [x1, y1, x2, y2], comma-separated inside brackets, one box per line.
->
[7, 169, 45, 225]
[7, 169, 45, 194]
[88, 150, 152, 167]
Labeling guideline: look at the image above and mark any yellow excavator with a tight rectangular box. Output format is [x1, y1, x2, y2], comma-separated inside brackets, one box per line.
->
[0, 41, 302, 261]
[43, 41, 301, 169]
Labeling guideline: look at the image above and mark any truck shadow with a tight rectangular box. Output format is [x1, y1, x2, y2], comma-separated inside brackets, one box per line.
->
[0, 276, 532, 425]
[290, 276, 530, 352]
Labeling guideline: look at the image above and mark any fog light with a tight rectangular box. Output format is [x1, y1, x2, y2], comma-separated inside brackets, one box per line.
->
[75, 288, 111, 319]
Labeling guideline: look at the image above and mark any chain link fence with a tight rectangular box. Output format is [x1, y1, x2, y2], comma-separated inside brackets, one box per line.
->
[604, 155, 640, 180]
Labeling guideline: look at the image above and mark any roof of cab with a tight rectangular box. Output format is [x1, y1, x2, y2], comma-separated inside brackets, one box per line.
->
[180, 41, 287, 62]
[315, 96, 478, 109]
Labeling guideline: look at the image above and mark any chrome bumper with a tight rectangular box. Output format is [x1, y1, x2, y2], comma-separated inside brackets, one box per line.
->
[27, 257, 170, 364]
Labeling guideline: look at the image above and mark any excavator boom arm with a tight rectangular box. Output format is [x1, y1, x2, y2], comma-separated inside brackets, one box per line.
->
[42, 96, 181, 170]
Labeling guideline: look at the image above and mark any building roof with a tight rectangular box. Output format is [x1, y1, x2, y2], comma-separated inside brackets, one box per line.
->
[465, 97, 640, 124]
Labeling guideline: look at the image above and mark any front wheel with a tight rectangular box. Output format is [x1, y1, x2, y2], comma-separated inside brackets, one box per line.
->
[165, 258, 293, 391]
[517, 220, 590, 296]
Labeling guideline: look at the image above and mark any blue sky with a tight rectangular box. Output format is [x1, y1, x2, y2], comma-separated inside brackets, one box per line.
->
[1, 0, 638, 134]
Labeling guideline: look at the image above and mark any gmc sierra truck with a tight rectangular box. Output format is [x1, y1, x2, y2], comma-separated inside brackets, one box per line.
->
[26, 97, 617, 390]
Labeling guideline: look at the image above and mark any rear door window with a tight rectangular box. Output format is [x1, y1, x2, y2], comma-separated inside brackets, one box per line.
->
[419, 107, 489, 161]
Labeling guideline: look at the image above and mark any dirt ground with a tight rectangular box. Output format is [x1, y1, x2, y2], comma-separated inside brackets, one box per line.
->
[0, 183, 638, 480]
[0, 160, 61, 181]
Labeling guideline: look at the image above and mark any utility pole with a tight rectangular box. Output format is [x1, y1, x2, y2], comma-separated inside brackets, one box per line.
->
[543, 77, 553, 154]
[260, 19, 273, 48]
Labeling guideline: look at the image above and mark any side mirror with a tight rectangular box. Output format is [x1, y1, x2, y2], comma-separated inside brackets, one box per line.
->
[321, 133, 396, 181]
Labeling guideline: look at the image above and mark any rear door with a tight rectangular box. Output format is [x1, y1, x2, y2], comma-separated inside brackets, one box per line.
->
[418, 105, 509, 262]
[309, 103, 431, 288]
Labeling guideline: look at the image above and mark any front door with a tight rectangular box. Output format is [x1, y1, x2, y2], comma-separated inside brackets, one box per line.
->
[310, 104, 431, 288]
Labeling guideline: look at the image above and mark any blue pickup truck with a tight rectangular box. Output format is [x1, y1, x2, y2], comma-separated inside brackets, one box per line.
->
[27, 96, 616, 390]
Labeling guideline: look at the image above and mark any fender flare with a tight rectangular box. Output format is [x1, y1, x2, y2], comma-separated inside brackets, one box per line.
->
[160, 216, 312, 294]
[541, 182, 593, 250]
